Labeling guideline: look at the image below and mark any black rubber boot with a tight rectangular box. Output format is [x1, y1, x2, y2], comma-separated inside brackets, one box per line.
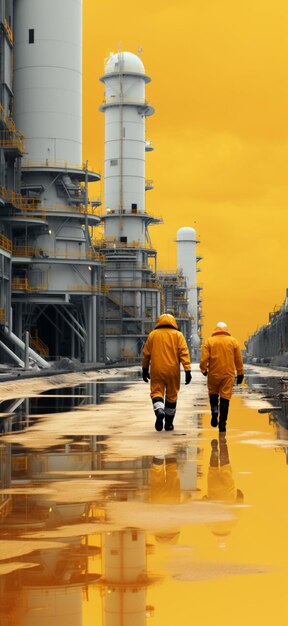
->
[209, 394, 219, 427]
[219, 397, 229, 432]
[164, 415, 174, 431]
[152, 397, 165, 432]
[164, 400, 176, 431]
[155, 409, 165, 432]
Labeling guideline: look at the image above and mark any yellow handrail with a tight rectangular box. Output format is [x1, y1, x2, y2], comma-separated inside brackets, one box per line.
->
[12, 212, 46, 221]
[0, 233, 12, 253]
[67, 285, 99, 292]
[0, 307, 7, 322]
[38, 203, 100, 216]
[94, 239, 154, 250]
[12, 278, 48, 292]
[1, 188, 39, 210]
[21, 160, 100, 174]
[0, 137, 25, 152]
[0, 103, 16, 131]
[30, 333, 49, 357]
[12, 246, 34, 257]
[105, 281, 161, 289]
[12, 278, 29, 290]
[105, 207, 159, 218]
[12, 280, 107, 294]
[12, 246, 103, 261]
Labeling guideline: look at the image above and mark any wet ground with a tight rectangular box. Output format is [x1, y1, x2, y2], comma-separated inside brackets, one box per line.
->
[1, 363, 288, 626]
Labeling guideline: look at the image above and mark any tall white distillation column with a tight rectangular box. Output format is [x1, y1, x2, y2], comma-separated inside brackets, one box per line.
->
[99, 51, 154, 245]
[177, 227, 200, 358]
[98, 51, 160, 362]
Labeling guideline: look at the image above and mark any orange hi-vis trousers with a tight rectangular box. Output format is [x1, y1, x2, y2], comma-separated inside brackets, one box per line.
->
[150, 369, 180, 404]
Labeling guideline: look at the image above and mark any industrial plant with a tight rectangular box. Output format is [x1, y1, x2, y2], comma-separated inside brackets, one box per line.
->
[245, 289, 288, 365]
[0, 0, 202, 370]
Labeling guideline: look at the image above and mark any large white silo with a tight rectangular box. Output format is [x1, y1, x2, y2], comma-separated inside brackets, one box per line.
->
[13, 0, 82, 164]
[11, 0, 102, 364]
[177, 227, 200, 354]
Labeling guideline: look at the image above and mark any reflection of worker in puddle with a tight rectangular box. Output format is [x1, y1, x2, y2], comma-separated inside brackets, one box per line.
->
[149, 455, 182, 544]
[203, 435, 244, 540]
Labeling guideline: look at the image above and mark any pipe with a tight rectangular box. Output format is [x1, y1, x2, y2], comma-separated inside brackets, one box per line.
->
[62, 306, 86, 337]
[0, 340, 25, 367]
[3, 327, 50, 368]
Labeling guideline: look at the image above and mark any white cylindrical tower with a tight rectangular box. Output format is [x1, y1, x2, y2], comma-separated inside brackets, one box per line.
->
[13, 0, 82, 164]
[19, 586, 83, 626]
[177, 227, 200, 351]
[101, 530, 151, 626]
[11, 0, 102, 364]
[100, 51, 154, 245]
[97, 51, 161, 363]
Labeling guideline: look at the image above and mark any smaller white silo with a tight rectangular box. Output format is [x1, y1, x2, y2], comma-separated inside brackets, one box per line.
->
[177, 227, 200, 353]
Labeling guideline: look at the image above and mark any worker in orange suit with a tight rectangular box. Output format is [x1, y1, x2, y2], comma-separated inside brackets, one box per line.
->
[142, 313, 192, 432]
[199, 321, 244, 432]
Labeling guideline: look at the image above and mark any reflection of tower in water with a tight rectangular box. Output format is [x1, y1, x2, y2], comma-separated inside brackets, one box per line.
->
[1, 489, 101, 626]
[97, 529, 157, 626]
[0, 380, 157, 626]
[0, 387, 102, 626]
[10, 543, 100, 626]
[177, 412, 203, 497]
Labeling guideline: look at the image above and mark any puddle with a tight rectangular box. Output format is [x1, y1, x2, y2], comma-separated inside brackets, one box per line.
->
[1, 364, 288, 625]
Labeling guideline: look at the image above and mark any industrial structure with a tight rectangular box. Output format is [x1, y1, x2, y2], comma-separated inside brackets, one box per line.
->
[0, 0, 201, 369]
[176, 226, 202, 358]
[96, 51, 162, 362]
[0, 0, 103, 367]
[245, 289, 288, 363]
[157, 227, 202, 360]
[12, 0, 103, 364]
[0, 386, 158, 626]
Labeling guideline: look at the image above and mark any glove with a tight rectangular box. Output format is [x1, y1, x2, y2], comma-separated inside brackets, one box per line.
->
[142, 367, 150, 383]
[185, 370, 192, 385]
[202, 370, 208, 376]
[236, 374, 244, 384]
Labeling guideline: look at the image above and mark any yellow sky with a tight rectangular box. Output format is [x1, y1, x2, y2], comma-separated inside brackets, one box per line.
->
[83, 0, 288, 346]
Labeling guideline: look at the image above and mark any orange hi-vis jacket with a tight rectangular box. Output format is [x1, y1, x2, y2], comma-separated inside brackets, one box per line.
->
[199, 326, 244, 399]
[142, 314, 191, 402]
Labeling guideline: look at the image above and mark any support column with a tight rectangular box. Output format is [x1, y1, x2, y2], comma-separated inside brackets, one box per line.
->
[55, 309, 59, 358]
[71, 324, 75, 358]
[24, 330, 30, 369]
[14, 303, 23, 358]
[85, 298, 92, 362]
[91, 268, 97, 362]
